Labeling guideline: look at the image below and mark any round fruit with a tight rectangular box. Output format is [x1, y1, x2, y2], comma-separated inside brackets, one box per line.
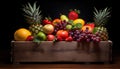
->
[56, 30, 63, 36]
[81, 26, 93, 32]
[37, 32, 47, 41]
[60, 15, 69, 22]
[26, 35, 34, 41]
[52, 19, 61, 26]
[43, 24, 54, 34]
[73, 19, 85, 26]
[66, 25, 72, 30]
[14, 28, 31, 41]
[56, 30, 69, 39]
[47, 34, 55, 41]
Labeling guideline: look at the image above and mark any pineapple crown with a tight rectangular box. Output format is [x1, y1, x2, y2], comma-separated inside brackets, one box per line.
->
[22, 2, 42, 24]
[93, 7, 111, 27]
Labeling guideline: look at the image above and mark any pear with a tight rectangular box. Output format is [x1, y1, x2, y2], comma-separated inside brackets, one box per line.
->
[60, 15, 69, 22]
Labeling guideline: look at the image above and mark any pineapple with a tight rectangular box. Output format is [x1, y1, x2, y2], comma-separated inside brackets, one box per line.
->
[22, 2, 43, 36]
[93, 7, 111, 41]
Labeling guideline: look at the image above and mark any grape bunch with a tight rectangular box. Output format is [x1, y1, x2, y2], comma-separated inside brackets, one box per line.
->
[69, 28, 101, 43]
[53, 20, 70, 34]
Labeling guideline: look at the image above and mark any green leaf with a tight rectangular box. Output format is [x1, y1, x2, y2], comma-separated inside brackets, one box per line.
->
[28, 2, 34, 13]
[72, 23, 82, 29]
[76, 23, 82, 28]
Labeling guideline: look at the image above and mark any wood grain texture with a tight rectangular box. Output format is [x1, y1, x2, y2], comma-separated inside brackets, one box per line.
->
[11, 41, 112, 63]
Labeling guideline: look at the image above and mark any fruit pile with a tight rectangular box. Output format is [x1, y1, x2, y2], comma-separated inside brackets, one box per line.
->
[14, 2, 111, 43]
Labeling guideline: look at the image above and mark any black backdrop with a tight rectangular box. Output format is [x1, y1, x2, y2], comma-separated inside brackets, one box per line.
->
[1, 0, 115, 63]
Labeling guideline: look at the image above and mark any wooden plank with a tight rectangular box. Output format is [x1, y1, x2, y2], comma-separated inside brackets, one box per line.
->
[11, 41, 112, 63]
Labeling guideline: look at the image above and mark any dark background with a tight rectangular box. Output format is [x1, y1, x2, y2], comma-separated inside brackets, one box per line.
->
[1, 0, 114, 63]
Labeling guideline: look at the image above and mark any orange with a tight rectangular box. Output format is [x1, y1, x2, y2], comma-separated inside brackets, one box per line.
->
[14, 28, 31, 41]
[52, 18, 61, 26]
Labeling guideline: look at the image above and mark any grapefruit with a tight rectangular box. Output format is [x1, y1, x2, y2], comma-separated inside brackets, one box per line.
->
[14, 28, 31, 41]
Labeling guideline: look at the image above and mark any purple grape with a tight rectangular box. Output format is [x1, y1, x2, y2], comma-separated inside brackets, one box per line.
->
[86, 38, 90, 42]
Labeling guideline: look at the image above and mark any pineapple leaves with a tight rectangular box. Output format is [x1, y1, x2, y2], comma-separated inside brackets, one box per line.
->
[33, 2, 37, 11]
[22, 1, 42, 24]
[93, 7, 111, 26]
[28, 3, 34, 13]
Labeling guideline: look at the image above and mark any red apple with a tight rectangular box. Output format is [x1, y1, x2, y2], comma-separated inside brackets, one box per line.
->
[65, 36, 73, 41]
[26, 35, 34, 41]
[47, 34, 55, 41]
[56, 30, 69, 40]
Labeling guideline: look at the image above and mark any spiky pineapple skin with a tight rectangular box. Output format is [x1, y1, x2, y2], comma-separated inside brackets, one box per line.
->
[94, 27, 109, 41]
[23, 2, 43, 36]
[93, 7, 111, 41]
[29, 24, 43, 36]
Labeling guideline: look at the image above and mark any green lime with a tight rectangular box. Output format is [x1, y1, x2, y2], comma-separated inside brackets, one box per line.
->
[37, 32, 47, 41]
[66, 25, 72, 30]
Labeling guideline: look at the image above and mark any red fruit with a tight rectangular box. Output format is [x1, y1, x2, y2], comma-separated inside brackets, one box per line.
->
[56, 30, 69, 39]
[42, 17, 52, 25]
[65, 36, 73, 41]
[68, 9, 79, 20]
[81, 23, 95, 32]
[26, 35, 34, 41]
[47, 34, 55, 41]
[57, 36, 63, 41]
[85, 23, 95, 29]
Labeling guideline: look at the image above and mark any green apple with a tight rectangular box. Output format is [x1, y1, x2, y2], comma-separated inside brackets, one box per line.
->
[37, 32, 47, 41]
[66, 25, 72, 30]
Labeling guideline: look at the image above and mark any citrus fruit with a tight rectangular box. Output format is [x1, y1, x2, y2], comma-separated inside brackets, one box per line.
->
[37, 32, 47, 41]
[52, 19, 61, 26]
[14, 28, 31, 41]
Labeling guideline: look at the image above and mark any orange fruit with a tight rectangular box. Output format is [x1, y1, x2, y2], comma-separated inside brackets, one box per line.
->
[56, 30, 63, 36]
[14, 28, 31, 41]
[81, 26, 93, 32]
[52, 18, 61, 26]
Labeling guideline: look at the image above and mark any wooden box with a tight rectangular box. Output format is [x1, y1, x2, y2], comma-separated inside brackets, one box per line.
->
[11, 41, 112, 63]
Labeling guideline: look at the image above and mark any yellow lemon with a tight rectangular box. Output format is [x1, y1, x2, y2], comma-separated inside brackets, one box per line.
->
[14, 28, 31, 41]
[73, 18, 85, 26]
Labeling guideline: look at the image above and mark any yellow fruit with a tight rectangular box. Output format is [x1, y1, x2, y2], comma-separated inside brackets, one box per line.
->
[43, 24, 54, 34]
[81, 26, 93, 32]
[60, 15, 69, 22]
[14, 28, 31, 41]
[73, 18, 85, 26]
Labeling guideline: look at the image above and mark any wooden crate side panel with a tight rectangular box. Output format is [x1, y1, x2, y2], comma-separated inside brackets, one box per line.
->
[11, 41, 112, 63]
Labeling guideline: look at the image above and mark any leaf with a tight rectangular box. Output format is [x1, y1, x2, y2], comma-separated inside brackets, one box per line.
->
[28, 2, 34, 13]
[72, 23, 82, 29]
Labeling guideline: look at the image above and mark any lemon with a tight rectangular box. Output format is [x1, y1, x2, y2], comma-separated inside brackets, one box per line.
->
[73, 18, 85, 26]
[14, 28, 31, 41]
